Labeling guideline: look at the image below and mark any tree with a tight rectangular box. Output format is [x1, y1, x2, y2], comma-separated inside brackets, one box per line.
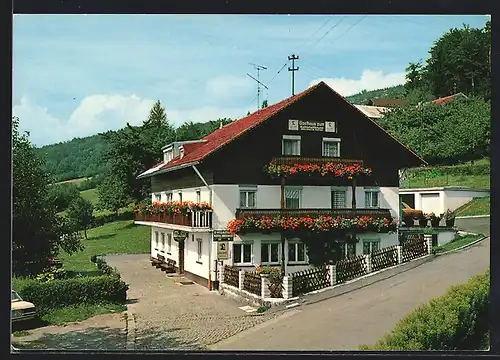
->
[97, 172, 131, 216]
[66, 196, 94, 240]
[12, 117, 83, 276]
[261, 99, 268, 109]
[48, 182, 81, 212]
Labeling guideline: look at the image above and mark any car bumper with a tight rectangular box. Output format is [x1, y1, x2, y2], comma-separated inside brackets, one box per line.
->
[12, 312, 36, 322]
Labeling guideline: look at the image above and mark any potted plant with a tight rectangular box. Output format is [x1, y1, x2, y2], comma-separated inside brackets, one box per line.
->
[429, 212, 441, 227]
[442, 209, 456, 227]
[403, 215, 415, 227]
[418, 213, 428, 227]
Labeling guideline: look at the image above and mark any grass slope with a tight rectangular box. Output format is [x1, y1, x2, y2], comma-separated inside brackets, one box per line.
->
[400, 174, 490, 189]
[434, 234, 484, 254]
[455, 196, 490, 217]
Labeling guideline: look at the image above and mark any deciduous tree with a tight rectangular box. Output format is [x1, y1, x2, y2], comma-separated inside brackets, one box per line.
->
[67, 196, 94, 239]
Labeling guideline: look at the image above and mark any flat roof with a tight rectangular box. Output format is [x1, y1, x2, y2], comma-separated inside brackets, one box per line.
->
[400, 186, 490, 193]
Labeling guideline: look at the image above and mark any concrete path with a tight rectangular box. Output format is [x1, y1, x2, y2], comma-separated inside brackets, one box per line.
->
[209, 237, 489, 351]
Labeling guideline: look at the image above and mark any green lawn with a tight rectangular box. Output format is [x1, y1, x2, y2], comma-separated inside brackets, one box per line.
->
[40, 303, 127, 325]
[80, 188, 99, 204]
[58, 220, 150, 275]
[434, 234, 484, 254]
[400, 174, 490, 189]
[455, 196, 490, 217]
[53, 177, 90, 185]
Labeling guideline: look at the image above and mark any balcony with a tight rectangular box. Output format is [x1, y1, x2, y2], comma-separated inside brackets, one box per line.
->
[270, 156, 364, 166]
[135, 211, 212, 228]
[235, 208, 392, 220]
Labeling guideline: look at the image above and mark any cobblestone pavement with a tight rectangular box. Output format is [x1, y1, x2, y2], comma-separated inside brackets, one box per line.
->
[105, 254, 276, 350]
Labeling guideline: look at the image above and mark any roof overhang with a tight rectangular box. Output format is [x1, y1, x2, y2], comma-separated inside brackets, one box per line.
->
[136, 161, 200, 179]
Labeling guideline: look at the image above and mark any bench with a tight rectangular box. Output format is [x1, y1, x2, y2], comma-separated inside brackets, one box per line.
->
[160, 258, 177, 273]
[150, 255, 164, 267]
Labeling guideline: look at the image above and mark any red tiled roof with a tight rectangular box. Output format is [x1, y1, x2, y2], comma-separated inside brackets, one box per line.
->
[432, 93, 467, 105]
[145, 83, 322, 174]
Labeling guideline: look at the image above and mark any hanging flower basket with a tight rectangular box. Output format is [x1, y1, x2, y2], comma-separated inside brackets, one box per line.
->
[133, 200, 213, 218]
[263, 161, 372, 180]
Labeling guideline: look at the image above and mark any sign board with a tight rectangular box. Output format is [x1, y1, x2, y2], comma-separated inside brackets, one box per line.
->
[173, 230, 188, 242]
[213, 229, 234, 242]
[217, 241, 229, 260]
[288, 119, 336, 133]
[399, 230, 424, 244]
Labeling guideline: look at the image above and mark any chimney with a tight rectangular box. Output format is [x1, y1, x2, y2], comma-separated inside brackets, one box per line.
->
[219, 121, 223, 130]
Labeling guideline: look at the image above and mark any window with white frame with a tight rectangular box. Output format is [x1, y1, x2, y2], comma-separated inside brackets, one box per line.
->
[322, 137, 341, 157]
[363, 239, 380, 255]
[196, 238, 203, 262]
[178, 192, 183, 202]
[285, 187, 301, 209]
[154, 193, 161, 202]
[331, 188, 346, 208]
[154, 231, 159, 250]
[364, 188, 379, 208]
[196, 190, 201, 203]
[167, 233, 172, 253]
[233, 243, 253, 265]
[261, 243, 280, 264]
[166, 192, 173, 202]
[239, 187, 256, 208]
[282, 135, 301, 156]
[339, 242, 357, 260]
[160, 233, 165, 252]
[288, 241, 307, 263]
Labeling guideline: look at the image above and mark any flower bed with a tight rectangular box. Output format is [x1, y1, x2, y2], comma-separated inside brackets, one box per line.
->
[227, 215, 397, 235]
[264, 161, 372, 179]
[134, 200, 213, 216]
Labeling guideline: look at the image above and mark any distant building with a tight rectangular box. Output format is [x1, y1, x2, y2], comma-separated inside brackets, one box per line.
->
[431, 92, 468, 105]
[367, 98, 409, 107]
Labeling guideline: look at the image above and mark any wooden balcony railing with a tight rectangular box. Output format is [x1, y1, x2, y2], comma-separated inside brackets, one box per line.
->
[270, 156, 364, 166]
[235, 208, 392, 220]
[135, 211, 212, 228]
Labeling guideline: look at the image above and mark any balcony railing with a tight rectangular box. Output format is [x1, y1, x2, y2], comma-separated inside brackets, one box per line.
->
[235, 208, 392, 220]
[135, 211, 212, 228]
[270, 156, 364, 166]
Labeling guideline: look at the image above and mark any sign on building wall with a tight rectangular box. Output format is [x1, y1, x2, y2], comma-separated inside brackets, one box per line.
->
[217, 241, 229, 260]
[173, 230, 188, 242]
[213, 229, 234, 242]
[288, 119, 336, 132]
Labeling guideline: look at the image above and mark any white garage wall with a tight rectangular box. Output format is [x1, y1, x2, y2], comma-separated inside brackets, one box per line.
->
[443, 189, 490, 212]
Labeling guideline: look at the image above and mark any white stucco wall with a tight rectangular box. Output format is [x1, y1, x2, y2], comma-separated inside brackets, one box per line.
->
[151, 227, 179, 262]
[212, 184, 400, 229]
[184, 232, 211, 282]
[151, 186, 210, 203]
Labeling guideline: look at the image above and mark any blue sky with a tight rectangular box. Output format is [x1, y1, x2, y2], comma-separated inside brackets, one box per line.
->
[12, 14, 489, 146]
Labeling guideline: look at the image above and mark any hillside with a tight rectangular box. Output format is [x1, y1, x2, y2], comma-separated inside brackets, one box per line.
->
[345, 85, 405, 105]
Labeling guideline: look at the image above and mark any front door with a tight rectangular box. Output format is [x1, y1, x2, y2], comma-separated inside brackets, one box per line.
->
[178, 240, 185, 274]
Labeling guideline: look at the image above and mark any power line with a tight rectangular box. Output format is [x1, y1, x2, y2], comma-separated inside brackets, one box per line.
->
[318, 15, 367, 53]
[268, 62, 289, 86]
[298, 16, 336, 53]
[306, 16, 346, 53]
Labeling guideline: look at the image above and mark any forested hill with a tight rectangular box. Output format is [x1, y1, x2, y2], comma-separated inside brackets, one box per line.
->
[345, 85, 405, 104]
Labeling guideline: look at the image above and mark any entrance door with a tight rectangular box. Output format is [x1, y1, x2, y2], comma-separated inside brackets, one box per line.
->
[178, 240, 185, 274]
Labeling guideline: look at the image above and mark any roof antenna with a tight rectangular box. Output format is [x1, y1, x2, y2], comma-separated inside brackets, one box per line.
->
[219, 121, 223, 129]
[248, 63, 268, 110]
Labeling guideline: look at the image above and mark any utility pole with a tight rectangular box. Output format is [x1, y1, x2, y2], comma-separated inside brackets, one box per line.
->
[249, 63, 267, 109]
[288, 54, 299, 95]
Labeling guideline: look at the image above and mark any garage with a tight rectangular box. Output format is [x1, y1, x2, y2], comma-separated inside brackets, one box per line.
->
[420, 193, 441, 214]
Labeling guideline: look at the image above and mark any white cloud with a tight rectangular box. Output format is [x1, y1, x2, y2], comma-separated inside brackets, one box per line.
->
[12, 94, 253, 146]
[205, 75, 254, 101]
[309, 69, 406, 97]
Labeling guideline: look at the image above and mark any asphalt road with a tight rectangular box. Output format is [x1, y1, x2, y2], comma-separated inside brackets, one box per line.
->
[455, 216, 490, 236]
[210, 237, 490, 351]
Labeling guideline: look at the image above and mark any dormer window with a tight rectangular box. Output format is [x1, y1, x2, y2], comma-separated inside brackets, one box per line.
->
[180, 147, 185, 159]
[163, 148, 173, 163]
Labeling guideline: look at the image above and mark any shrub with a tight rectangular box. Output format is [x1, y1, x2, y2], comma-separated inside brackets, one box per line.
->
[90, 210, 134, 228]
[18, 275, 129, 314]
[360, 268, 490, 350]
[95, 257, 120, 277]
[35, 266, 69, 283]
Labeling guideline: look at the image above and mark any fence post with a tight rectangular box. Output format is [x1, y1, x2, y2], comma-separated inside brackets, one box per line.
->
[261, 274, 270, 299]
[328, 265, 337, 286]
[282, 275, 292, 299]
[397, 245, 403, 264]
[238, 270, 244, 290]
[424, 234, 433, 255]
[364, 254, 372, 273]
[219, 264, 225, 283]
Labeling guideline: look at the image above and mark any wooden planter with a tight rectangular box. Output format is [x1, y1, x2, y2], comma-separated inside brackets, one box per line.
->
[430, 219, 440, 227]
[419, 219, 428, 227]
[445, 218, 456, 227]
[403, 216, 415, 227]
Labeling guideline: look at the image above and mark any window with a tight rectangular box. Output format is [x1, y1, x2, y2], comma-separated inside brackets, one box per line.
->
[339, 242, 356, 260]
[197, 238, 203, 262]
[178, 192, 183, 202]
[285, 187, 301, 209]
[167, 233, 172, 253]
[196, 190, 201, 203]
[365, 189, 379, 208]
[239, 189, 256, 208]
[233, 243, 252, 264]
[160, 233, 165, 252]
[261, 243, 280, 264]
[288, 242, 307, 263]
[322, 138, 341, 157]
[331, 188, 346, 208]
[166, 192, 173, 202]
[282, 135, 301, 156]
[363, 240, 380, 255]
[154, 231, 159, 250]
[154, 193, 161, 202]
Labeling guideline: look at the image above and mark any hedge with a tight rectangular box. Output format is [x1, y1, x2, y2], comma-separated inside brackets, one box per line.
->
[360, 268, 490, 350]
[90, 210, 134, 228]
[16, 275, 129, 314]
[407, 163, 490, 178]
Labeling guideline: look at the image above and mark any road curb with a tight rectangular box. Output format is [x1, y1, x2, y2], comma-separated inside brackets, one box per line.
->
[125, 311, 136, 350]
[455, 215, 490, 219]
[435, 236, 488, 256]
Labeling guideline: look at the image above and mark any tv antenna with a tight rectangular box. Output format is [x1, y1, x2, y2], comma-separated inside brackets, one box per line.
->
[248, 63, 267, 109]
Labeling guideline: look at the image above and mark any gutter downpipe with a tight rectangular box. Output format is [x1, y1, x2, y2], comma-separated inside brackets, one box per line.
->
[192, 165, 215, 290]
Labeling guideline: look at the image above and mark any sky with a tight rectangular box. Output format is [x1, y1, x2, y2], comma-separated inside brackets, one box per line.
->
[12, 14, 489, 147]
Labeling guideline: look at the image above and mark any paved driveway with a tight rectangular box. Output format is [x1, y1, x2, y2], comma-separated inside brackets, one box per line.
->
[456, 216, 490, 236]
[210, 238, 490, 350]
[105, 254, 276, 350]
